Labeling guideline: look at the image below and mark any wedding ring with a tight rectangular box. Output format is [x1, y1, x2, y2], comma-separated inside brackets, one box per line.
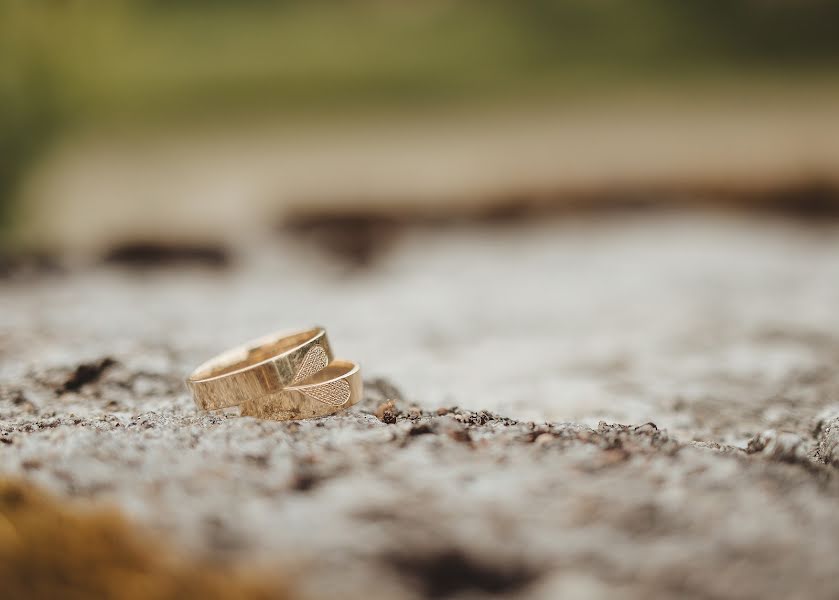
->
[187, 327, 332, 411]
[240, 360, 362, 420]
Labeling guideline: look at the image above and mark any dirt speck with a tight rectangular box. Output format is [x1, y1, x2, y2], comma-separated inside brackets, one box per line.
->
[58, 358, 116, 394]
[289, 469, 320, 492]
[389, 549, 539, 598]
[408, 423, 434, 436]
[103, 242, 230, 269]
[281, 212, 401, 269]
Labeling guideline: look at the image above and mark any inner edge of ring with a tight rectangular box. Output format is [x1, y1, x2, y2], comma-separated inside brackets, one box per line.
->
[188, 327, 325, 383]
[285, 360, 359, 389]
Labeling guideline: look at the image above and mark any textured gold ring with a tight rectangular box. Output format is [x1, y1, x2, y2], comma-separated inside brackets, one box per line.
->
[240, 360, 362, 420]
[187, 327, 333, 411]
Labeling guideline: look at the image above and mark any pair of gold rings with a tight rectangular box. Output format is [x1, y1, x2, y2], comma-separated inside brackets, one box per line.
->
[186, 327, 361, 420]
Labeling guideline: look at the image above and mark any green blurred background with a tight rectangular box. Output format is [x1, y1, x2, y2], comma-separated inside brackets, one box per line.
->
[3, 0, 839, 246]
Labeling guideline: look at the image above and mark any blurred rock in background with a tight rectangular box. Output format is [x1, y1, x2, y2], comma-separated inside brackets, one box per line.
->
[2, 0, 839, 253]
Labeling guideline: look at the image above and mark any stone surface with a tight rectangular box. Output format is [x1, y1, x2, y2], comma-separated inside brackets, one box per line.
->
[2, 213, 839, 599]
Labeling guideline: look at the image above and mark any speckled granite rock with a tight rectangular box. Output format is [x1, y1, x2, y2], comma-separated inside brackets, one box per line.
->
[2, 214, 839, 599]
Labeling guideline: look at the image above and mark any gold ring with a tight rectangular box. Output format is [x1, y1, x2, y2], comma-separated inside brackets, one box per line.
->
[239, 359, 362, 420]
[187, 327, 333, 411]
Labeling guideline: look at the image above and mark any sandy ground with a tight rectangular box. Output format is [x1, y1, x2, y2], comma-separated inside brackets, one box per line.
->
[3, 213, 839, 598]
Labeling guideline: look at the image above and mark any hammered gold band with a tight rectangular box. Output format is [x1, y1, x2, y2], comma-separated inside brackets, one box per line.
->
[187, 327, 333, 411]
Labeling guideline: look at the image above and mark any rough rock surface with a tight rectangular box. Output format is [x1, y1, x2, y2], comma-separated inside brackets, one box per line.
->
[3, 214, 839, 599]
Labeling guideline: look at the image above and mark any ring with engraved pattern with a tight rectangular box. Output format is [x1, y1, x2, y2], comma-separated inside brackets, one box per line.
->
[239, 360, 362, 421]
[186, 327, 332, 411]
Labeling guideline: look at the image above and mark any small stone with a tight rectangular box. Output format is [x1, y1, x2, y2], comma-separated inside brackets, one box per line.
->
[375, 400, 398, 424]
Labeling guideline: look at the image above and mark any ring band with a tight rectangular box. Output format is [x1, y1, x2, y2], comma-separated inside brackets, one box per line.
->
[239, 360, 362, 420]
[187, 327, 332, 411]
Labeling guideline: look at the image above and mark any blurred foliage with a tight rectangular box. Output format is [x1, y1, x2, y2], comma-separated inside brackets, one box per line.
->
[0, 478, 287, 599]
[2, 0, 839, 234]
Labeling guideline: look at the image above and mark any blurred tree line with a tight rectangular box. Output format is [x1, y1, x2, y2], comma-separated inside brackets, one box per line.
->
[2, 0, 839, 238]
